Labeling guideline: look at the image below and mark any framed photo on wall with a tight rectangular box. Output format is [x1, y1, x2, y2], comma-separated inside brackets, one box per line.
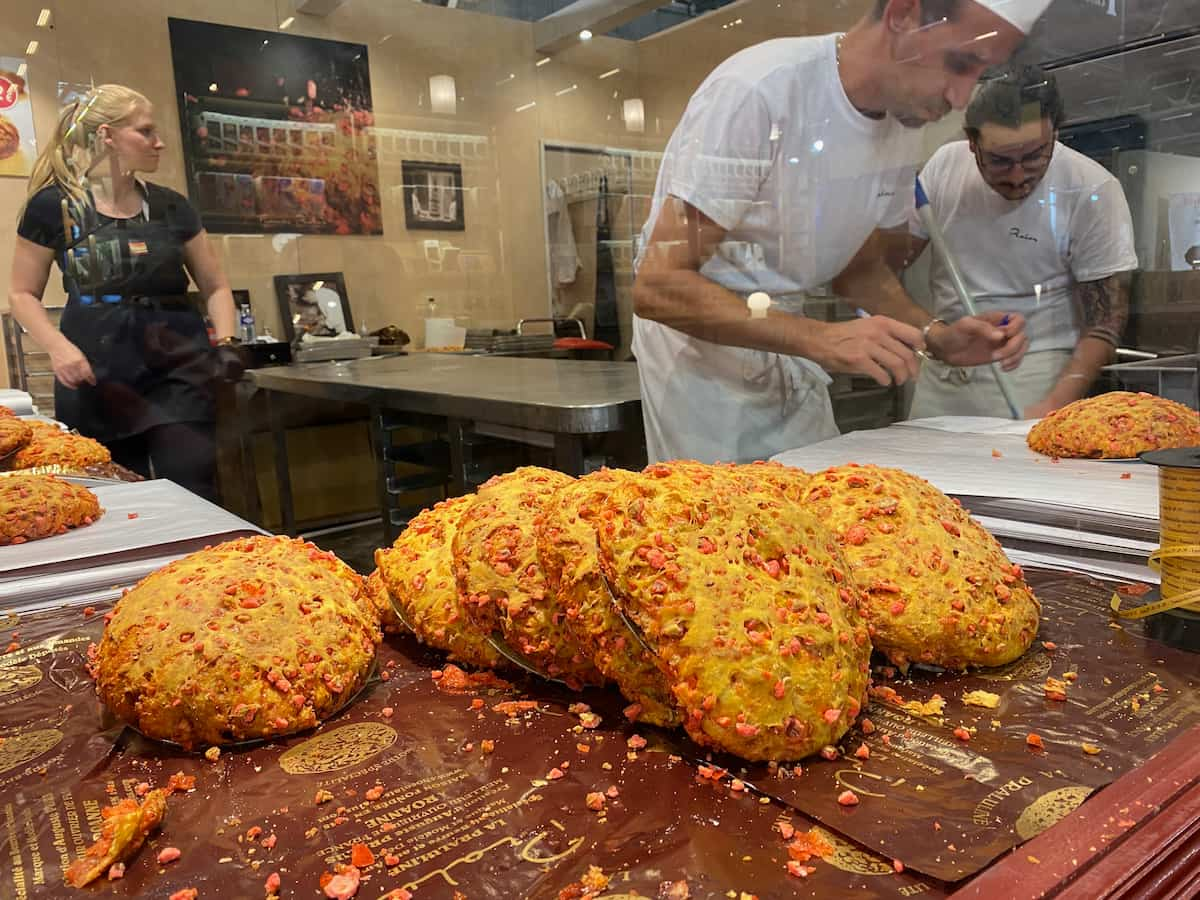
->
[273, 272, 355, 344]
[402, 160, 465, 231]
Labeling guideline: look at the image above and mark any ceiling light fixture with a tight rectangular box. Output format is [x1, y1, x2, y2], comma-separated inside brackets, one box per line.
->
[380, 33, 393, 43]
[16, 62, 27, 78]
[598, 68, 620, 79]
[429, 74, 458, 115]
[36, 8, 51, 27]
[279, 16, 295, 29]
[515, 100, 537, 112]
[25, 40, 39, 55]
[209, 82, 219, 92]
[536, 57, 551, 67]
[555, 83, 578, 96]
[623, 98, 645, 133]
[579, 29, 593, 41]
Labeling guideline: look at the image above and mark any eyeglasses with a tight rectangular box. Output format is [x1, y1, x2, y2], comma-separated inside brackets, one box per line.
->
[975, 140, 1053, 174]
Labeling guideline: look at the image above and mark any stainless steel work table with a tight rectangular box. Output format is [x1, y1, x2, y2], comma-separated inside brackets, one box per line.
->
[245, 354, 644, 535]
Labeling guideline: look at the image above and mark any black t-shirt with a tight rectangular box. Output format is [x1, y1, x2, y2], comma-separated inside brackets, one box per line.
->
[18, 182, 203, 298]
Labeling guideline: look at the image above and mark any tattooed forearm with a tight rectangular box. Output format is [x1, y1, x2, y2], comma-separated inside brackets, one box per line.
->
[1077, 273, 1129, 348]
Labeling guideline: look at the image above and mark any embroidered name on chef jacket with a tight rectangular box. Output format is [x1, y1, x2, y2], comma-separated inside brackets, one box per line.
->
[1008, 227, 1038, 244]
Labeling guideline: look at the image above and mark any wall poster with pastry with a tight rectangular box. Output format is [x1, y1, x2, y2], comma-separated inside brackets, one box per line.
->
[166, 18, 381, 235]
[0, 58, 36, 178]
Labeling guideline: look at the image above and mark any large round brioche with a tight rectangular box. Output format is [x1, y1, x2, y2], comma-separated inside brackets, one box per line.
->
[453, 467, 604, 689]
[8, 421, 111, 470]
[376, 495, 503, 670]
[804, 464, 1040, 669]
[0, 417, 32, 460]
[599, 461, 871, 762]
[0, 473, 102, 545]
[363, 568, 404, 634]
[95, 535, 379, 749]
[1027, 391, 1200, 459]
[537, 469, 681, 727]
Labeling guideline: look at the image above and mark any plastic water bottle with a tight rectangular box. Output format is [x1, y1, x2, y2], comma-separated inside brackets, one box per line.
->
[239, 303, 257, 343]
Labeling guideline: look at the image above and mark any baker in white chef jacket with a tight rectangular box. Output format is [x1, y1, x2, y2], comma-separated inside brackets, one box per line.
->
[632, 0, 1050, 464]
[902, 64, 1138, 419]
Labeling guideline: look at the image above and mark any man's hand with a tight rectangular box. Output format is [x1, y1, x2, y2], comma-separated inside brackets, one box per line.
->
[49, 340, 97, 389]
[927, 311, 1028, 370]
[1023, 397, 1057, 420]
[806, 317, 924, 386]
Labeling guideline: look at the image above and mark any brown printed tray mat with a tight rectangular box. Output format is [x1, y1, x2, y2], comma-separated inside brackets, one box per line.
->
[0, 568, 1197, 899]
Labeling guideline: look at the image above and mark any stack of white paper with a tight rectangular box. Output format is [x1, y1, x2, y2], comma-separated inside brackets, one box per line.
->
[0, 389, 36, 416]
[773, 421, 1158, 522]
[0, 479, 263, 609]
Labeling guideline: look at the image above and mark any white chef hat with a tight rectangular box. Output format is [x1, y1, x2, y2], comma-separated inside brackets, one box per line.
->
[974, 0, 1054, 34]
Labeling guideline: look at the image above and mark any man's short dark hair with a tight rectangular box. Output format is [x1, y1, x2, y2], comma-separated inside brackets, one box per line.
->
[873, 0, 962, 24]
[964, 65, 1064, 139]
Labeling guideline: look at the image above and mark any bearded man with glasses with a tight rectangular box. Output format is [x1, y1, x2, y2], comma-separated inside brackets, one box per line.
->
[900, 64, 1138, 419]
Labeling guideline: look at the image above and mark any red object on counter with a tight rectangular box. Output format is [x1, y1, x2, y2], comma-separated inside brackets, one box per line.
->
[553, 337, 614, 351]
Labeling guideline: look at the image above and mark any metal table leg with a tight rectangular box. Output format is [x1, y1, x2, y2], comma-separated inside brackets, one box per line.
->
[368, 404, 396, 547]
[553, 433, 586, 476]
[235, 379, 264, 527]
[446, 417, 470, 496]
[266, 390, 296, 536]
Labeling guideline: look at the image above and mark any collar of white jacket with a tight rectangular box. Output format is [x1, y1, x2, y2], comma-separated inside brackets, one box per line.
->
[974, 0, 1054, 34]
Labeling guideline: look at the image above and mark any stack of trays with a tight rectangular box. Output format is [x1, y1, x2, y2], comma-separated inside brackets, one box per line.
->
[490, 333, 556, 353]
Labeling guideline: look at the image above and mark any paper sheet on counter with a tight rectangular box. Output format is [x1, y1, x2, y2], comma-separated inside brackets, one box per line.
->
[1003, 547, 1158, 584]
[773, 421, 1158, 521]
[976, 515, 1157, 558]
[0, 388, 36, 416]
[0, 479, 262, 605]
[892, 415, 1036, 436]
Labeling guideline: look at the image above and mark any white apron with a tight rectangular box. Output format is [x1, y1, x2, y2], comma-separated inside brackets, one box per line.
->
[634, 313, 838, 464]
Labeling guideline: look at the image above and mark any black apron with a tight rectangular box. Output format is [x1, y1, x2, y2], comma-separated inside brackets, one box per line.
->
[56, 189, 216, 442]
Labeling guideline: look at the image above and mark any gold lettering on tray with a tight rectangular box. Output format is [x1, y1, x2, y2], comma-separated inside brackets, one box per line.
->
[0, 665, 42, 696]
[1014, 785, 1093, 839]
[400, 819, 585, 891]
[41, 792, 69, 872]
[279, 722, 398, 774]
[5, 802, 27, 900]
[320, 766, 580, 893]
[0, 635, 92, 669]
[62, 792, 86, 856]
[972, 776, 1034, 827]
[0, 728, 64, 775]
[834, 769, 887, 798]
[810, 826, 893, 875]
[869, 707, 998, 781]
[976, 648, 1053, 683]
[21, 805, 45, 886]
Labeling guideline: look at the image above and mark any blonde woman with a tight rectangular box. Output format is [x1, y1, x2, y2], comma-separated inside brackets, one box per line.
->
[8, 84, 241, 501]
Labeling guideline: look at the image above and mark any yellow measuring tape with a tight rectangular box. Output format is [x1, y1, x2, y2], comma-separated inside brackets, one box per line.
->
[1111, 463, 1200, 620]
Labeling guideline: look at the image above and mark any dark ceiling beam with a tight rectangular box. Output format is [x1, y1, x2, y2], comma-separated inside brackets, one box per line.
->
[534, 0, 666, 54]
